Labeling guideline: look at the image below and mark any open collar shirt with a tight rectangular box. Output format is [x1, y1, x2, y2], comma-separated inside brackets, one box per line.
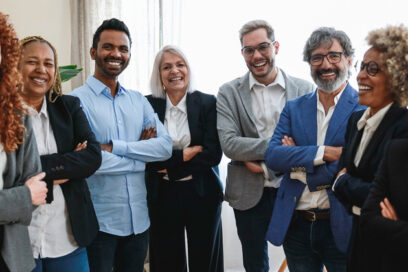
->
[70, 76, 172, 236]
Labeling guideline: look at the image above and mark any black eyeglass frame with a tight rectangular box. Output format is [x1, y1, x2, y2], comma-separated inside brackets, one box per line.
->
[241, 41, 275, 57]
[357, 61, 382, 77]
[309, 51, 344, 66]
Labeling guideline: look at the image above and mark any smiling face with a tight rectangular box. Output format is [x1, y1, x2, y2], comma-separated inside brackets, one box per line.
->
[241, 28, 279, 85]
[20, 41, 55, 99]
[91, 29, 130, 80]
[357, 47, 392, 115]
[160, 52, 190, 94]
[310, 38, 350, 93]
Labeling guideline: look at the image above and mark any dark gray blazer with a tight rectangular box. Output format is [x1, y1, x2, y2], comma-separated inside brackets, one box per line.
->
[1, 116, 41, 272]
[217, 69, 314, 210]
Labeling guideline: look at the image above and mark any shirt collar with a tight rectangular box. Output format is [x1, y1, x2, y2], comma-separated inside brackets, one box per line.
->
[357, 102, 393, 131]
[86, 75, 127, 97]
[165, 92, 188, 114]
[25, 98, 48, 118]
[316, 84, 346, 107]
[249, 68, 285, 90]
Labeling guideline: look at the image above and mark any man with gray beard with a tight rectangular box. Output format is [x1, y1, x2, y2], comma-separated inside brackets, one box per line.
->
[263, 27, 365, 272]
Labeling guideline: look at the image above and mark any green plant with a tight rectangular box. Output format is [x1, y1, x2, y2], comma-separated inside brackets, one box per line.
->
[59, 65, 83, 82]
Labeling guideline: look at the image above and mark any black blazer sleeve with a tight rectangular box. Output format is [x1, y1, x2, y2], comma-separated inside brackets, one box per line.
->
[361, 139, 408, 251]
[41, 95, 101, 202]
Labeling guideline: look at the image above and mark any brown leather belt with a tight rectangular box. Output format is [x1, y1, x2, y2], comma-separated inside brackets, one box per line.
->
[297, 210, 330, 221]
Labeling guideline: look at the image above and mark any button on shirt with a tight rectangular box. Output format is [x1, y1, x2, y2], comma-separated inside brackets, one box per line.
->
[249, 70, 286, 188]
[296, 88, 345, 210]
[27, 99, 78, 258]
[165, 92, 191, 150]
[70, 76, 172, 236]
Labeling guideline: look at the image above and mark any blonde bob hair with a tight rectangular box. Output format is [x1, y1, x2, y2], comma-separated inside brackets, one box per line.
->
[366, 25, 408, 106]
[150, 45, 195, 98]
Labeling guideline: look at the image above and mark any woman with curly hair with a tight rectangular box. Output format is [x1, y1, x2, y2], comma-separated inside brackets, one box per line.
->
[360, 25, 408, 272]
[333, 25, 408, 271]
[19, 36, 101, 272]
[0, 12, 48, 272]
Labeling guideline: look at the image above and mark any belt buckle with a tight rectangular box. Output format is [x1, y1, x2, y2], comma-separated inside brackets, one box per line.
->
[307, 210, 317, 221]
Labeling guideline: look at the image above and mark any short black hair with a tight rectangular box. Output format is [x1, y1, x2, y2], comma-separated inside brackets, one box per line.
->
[92, 18, 132, 49]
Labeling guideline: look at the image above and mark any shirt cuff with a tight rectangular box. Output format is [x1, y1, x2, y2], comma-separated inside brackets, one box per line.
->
[313, 146, 325, 166]
[290, 171, 307, 184]
[260, 162, 270, 181]
[332, 172, 346, 192]
[112, 140, 127, 156]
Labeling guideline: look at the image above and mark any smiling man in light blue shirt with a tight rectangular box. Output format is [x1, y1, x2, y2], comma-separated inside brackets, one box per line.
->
[70, 18, 172, 272]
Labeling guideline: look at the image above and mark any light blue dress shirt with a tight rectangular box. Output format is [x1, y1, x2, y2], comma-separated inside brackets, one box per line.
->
[70, 75, 172, 236]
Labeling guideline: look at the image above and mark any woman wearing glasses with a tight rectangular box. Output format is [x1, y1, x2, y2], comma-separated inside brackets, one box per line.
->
[333, 25, 408, 271]
[146, 45, 223, 272]
[359, 25, 408, 272]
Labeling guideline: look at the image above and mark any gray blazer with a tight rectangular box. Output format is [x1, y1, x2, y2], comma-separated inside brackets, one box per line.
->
[217, 69, 314, 210]
[1, 116, 41, 272]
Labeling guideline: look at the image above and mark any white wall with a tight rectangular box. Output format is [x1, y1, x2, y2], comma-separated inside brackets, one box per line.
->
[2, 0, 72, 92]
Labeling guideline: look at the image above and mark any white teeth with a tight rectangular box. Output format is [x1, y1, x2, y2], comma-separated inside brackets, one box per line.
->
[107, 62, 121, 66]
[254, 62, 266, 67]
[359, 85, 371, 90]
[32, 78, 46, 83]
[322, 72, 335, 76]
[170, 77, 182, 82]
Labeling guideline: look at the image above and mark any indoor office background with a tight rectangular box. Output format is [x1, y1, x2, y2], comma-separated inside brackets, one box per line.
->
[3, 0, 407, 271]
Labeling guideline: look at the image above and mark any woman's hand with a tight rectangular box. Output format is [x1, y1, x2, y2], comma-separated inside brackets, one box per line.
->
[25, 172, 48, 206]
[183, 145, 203, 162]
[74, 140, 87, 151]
[380, 198, 398, 220]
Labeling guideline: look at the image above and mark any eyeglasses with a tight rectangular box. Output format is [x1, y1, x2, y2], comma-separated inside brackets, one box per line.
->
[355, 61, 381, 77]
[241, 42, 274, 57]
[309, 52, 344, 66]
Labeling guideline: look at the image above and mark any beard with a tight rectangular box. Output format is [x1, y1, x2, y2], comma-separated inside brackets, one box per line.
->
[94, 54, 129, 78]
[311, 65, 349, 93]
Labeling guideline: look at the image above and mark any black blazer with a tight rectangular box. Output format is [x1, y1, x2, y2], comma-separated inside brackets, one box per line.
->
[41, 94, 101, 247]
[145, 91, 223, 203]
[361, 139, 408, 271]
[334, 105, 408, 211]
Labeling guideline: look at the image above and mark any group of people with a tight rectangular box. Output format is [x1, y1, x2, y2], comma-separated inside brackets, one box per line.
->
[1, 10, 408, 272]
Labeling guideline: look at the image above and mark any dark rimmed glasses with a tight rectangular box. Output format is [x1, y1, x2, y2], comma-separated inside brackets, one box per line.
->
[355, 61, 382, 77]
[309, 52, 344, 66]
[241, 41, 274, 57]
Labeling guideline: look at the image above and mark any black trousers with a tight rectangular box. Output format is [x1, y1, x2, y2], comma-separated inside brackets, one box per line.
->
[148, 178, 223, 272]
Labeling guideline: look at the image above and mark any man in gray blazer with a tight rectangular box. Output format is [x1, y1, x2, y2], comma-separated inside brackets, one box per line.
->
[217, 20, 314, 272]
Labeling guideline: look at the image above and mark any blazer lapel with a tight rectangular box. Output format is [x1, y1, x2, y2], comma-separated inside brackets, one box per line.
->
[325, 84, 357, 144]
[154, 98, 166, 123]
[186, 92, 200, 145]
[237, 73, 257, 128]
[299, 91, 318, 145]
[47, 97, 72, 153]
[359, 105, 405, 165]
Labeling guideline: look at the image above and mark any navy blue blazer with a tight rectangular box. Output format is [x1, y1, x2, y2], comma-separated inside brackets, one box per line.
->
[146, 91, 223, 203]
[41, 93, 101, 246]
[264, 84, 365, 253]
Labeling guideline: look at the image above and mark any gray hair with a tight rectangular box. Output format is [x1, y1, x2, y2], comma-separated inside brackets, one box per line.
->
[239, 20, 275, 45]
[303, 27, 354, 63]
[150, 45, 195, 98]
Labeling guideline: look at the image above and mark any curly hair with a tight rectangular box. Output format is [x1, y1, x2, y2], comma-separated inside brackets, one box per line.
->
[366, 25, 408, 106]
[0, 13, 24, 153]
[20, 36, 62, 103]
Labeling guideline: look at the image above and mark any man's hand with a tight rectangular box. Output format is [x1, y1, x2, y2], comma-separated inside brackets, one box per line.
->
[74, 141, 87, 151]
[282, 135, 296, 146]
[157, 169, 167, 174]
[140, 126, 157, 140]
[380, 198, 398, 220]
[25, 172, 47, 206]
[323, 146, 342, 162]
[183, 145, 203, 162]
[336, 167, 347, 178]
[101, 143, 113, 153]
[244, 161, 264, 173]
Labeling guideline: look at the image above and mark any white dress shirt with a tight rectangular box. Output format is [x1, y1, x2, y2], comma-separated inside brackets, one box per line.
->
[27, 99, 78, 258]
[351, 103, 392, 215]
[296, 88, 345, 210]
[0, 144, 5, 190]
[164, 92, 192, 181]
[249, 69, 286, 188]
